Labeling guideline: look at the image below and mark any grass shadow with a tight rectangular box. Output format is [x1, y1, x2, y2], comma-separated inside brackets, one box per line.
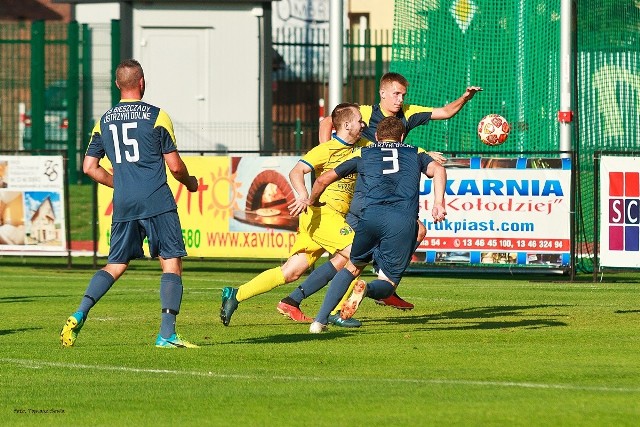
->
[0, 295, 73, 303]
[380, 304, 570, 330]
[0, 327, 42, 336]
[214, 330, 359, 345]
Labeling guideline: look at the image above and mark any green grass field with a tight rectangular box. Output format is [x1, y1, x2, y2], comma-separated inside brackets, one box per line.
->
[68, 184, 94, 242]
[1, 257, 639, 426]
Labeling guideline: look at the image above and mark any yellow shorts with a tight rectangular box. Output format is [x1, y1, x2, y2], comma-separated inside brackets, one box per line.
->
[289, 205, 354, 264]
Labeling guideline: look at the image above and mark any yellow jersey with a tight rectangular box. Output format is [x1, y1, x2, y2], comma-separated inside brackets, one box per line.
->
[299, 135, 369, 215]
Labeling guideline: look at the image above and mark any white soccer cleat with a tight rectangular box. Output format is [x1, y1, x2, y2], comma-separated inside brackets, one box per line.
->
[309, 321, 327, 334]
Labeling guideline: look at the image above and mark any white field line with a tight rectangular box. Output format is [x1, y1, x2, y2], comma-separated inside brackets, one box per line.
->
[2, 358, 638, 394]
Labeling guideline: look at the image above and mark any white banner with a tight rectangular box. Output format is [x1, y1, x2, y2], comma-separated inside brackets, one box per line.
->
[599, 156, 640, 268]
[0, 155, 67, 253]
[417, 157, 572, 267]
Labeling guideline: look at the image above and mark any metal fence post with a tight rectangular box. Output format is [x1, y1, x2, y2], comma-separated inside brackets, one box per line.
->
[67, 21, 79, 183]
[110, 19, 121, 106]
[81, 24, 93, 184]
[375, 45, 384, 86]
[30, 20, 45, 150]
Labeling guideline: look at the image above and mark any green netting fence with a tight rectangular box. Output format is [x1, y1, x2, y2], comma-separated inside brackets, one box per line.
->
[392, 0, 640, 272]
[0, 20, 94, 183]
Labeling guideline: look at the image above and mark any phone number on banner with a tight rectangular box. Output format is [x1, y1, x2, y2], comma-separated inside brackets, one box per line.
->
[418, 237, 570, 251]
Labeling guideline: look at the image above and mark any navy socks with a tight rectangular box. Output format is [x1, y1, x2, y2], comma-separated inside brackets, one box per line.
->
[160, 273, 183, 338]
[76, 269, 115, 318]
[314, 269, 355, 324]
[365, 279, 395, 300]
[289, 261, 338, 304]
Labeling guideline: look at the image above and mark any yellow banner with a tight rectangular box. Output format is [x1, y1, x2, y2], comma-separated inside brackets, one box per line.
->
[97, 155, 302, 258]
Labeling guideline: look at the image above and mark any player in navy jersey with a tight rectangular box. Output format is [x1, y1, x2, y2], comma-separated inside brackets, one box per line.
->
[316, 72, 480, 310]
[60, 59, 200, 348]
[319, 72, 482, 144]
[306, 116, 447, 332]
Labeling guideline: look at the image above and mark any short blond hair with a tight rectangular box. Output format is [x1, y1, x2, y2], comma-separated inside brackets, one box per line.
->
[116, 59, 144, 90]
[380, 72, 408, 89]
[331, 102, 360, 129]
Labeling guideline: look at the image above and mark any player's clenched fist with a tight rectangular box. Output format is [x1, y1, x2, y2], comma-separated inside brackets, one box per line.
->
[432, 203, 447, 223]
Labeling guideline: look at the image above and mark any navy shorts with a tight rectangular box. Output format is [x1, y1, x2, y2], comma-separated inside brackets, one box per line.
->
[108, 210, 187, 263]
[350, 207, 418, 285]
[345, 211, 359, 229]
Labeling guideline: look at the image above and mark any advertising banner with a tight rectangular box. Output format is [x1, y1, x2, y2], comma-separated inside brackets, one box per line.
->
[599, 156, 640, 268]
[0, 155, 67, 253]
[96, 155, 572, 266]
[417, 157, 572, 267]
[97, 155, 307, 258]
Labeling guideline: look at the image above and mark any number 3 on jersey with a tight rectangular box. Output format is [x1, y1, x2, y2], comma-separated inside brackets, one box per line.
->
[381, 148, 399, 174]
[109, 122, 140, 163]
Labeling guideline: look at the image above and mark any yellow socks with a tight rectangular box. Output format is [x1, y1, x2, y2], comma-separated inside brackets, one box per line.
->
[236, 267, 286, 302]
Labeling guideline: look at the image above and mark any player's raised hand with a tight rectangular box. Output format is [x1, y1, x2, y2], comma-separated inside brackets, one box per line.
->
[464, 86, 483, 100]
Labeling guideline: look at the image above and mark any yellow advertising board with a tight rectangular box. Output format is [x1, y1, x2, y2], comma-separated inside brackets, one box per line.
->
[97, 155, 304, 258]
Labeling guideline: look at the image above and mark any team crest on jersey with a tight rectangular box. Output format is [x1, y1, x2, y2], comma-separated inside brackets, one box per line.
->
[340, 226, 353, 235]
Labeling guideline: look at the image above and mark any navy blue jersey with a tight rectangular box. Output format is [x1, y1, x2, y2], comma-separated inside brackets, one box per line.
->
[86, 100, 178, 222]
[334, 142, 433, 219]
[347, 104, 432, 221]
[359, 104, 433, 143]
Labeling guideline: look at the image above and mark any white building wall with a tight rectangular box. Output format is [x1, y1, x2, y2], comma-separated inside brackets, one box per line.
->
[75, 4, 120, 127]
[133, 4, 263, 151]
[75, 3, 120, 23]
[74, 2, 264, 151]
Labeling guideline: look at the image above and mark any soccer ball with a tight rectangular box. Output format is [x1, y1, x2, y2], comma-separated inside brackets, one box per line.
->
[477, 114, 510, 146]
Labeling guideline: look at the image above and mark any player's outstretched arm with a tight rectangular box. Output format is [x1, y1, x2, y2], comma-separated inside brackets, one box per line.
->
[431, 86, 483, 120]
[164, 151, 198, 192]
[83, 155, 114, 188]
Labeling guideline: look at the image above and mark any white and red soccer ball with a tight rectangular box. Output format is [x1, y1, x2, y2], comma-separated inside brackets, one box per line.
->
[477, 114, 510, 146]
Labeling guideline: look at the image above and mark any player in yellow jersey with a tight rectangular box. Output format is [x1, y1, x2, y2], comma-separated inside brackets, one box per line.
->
[219, 103, 367, 326]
